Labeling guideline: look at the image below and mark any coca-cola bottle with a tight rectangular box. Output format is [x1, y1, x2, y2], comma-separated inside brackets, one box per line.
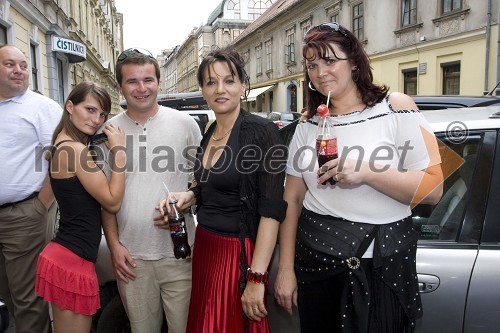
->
[316, 103, 338, 185]
[166, 198, 191, 259]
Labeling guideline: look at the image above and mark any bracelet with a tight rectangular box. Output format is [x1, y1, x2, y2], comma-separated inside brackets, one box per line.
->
[246, 268, 268, 284]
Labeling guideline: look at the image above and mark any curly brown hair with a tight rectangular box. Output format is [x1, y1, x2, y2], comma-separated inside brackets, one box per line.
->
[303, 23, 388, 118]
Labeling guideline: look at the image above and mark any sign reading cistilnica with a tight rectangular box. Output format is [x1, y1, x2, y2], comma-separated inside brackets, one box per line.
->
[51, 36, 86, 63]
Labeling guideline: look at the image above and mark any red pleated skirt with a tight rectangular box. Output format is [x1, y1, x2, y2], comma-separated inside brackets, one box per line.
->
[186, 226, 270, 333]
[35, 241, 100, 316]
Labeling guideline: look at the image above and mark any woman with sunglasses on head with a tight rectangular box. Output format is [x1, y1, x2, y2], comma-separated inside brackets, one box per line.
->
[35, 81, 126, 333]
[274, 22, 443, 333]
[159, 46, 287, 333]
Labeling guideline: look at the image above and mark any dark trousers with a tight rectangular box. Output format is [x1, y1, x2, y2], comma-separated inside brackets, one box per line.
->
[298, 259, 409, 333]
[0, 197, 56, 333]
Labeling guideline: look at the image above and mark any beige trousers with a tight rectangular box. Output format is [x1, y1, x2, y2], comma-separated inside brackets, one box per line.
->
[117, 257, 192, 333]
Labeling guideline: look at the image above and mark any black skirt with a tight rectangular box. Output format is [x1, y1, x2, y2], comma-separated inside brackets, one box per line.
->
[295, 209, 422, 333]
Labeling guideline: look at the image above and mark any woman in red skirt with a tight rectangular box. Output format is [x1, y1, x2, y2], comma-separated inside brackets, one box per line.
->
[35, 82, 126, 333]
[159, 46, 287, 333]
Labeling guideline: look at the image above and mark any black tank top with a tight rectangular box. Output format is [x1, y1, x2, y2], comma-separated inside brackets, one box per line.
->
[50, 140, 102, 262]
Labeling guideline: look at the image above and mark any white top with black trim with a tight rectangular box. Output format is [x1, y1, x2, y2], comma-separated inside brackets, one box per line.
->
[287, 94, 440, 228]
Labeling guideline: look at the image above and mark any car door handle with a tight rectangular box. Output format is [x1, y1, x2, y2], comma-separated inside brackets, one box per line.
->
[417, 274, 440, 293]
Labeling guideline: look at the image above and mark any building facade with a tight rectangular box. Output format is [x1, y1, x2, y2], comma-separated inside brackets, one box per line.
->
[164, 0, 275, 94]
[1, 0, 123, 113]
[157, 47, 175, 93]
[231, 0, 500, 114]
[162, 46, 179, 94]
[176, 28, 199, 93]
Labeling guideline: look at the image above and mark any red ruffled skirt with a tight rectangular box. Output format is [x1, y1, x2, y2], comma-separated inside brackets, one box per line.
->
[35, 241, 100, 316]
[186, 226, 270, 333]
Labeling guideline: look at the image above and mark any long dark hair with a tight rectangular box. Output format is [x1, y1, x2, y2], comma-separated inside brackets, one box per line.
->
[197, 46, 249, 97]
[51, 81, 111, 145]
[303, 24, 388, 118]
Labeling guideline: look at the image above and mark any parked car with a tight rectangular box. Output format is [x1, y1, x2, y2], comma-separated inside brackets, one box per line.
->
[250, 111, 269, 118]
[411, 106, 500, 333]
[412, 94, 500, 110]
[185, 109, 215, 134]
[93, 106, 500, 333]
[412, 82, 500, 111]
[266, 111, 302, 128]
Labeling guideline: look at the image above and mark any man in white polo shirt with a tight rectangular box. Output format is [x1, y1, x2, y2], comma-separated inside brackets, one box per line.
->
[0, 44, 62, 332]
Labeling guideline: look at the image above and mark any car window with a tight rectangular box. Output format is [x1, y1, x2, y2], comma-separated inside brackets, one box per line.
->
[412, 134, 481, 241]
[281, 114, 294, 121]
[189, 114, 210, 134]
[251, 112, 268, 118]
[267, 113, 280, 121]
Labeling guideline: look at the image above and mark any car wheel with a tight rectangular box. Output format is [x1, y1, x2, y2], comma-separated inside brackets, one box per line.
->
[95, 295, 130, 333]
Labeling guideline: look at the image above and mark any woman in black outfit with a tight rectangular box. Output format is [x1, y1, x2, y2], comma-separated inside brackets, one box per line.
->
[160, 46, 287, 333]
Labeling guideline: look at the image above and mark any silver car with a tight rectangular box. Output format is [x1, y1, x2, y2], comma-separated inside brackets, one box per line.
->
[412, 106, 500, 333]
[267, 112, 302, 128]
[92, 106, 500, 333]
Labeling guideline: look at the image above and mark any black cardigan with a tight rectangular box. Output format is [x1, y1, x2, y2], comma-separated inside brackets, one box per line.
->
[194, 110, 288, 288]
[195, 110, 288, 231]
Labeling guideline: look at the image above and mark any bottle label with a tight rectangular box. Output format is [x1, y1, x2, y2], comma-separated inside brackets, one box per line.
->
[169, 220, 185, 234]
[316, 138, 337, 156]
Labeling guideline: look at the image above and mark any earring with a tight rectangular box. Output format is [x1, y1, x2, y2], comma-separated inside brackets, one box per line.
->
[352, 68, 360, 83]
[308, 81, 317, 91]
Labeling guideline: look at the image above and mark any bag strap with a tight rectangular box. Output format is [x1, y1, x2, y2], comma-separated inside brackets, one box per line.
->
[54, 139, 76, 148]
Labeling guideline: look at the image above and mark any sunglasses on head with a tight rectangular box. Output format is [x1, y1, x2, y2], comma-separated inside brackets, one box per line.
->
[306, 22, 349, 39]
[117, 48, 155, 62]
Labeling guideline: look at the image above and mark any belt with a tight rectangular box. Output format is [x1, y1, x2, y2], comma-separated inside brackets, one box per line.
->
[0, 192, 39, 209]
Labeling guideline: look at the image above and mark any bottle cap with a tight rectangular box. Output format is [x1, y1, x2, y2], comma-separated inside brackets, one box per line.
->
[317, 91, 331, 117]
[317, 104, 329, 117]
